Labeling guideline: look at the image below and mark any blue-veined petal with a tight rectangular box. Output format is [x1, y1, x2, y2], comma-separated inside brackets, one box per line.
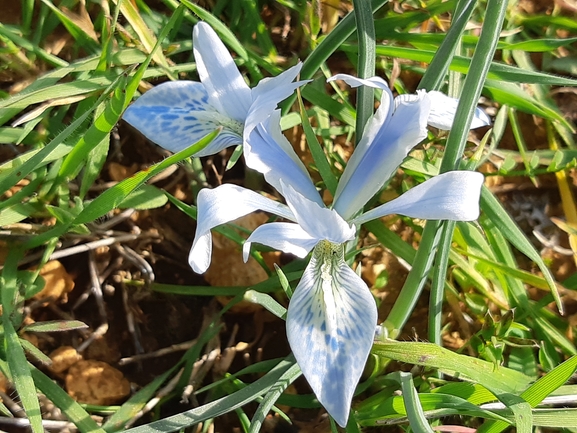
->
[245, 63, 310, 136]
[193, 22, 251, 121]
[327, 74, 389, 90]
[189, 184, 295, 273]
[243, 222, 319, 260]
[333, 90, 431, 220]
[123, 81, 243, 155]
[280, 181, 356, 244]
[286, 241, 378, 427]
[352, 171, 484, 226]
[244, 111, 323, 205]
[423, 91, 490, 130]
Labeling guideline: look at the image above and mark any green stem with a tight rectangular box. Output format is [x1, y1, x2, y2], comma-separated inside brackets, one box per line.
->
[385, 0, 508, 337]
[440, 0, 508, 173]
[281, 0, 388, 113]
[418, 0, 477, 92]
[383, 220, 442, 339]
[352, 0, 376, 143]
[428, 220, 455, 345]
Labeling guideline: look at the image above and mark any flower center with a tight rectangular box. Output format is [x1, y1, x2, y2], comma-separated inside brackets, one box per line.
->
[314, 240, 344, 336]
[218, 116, 244, 136]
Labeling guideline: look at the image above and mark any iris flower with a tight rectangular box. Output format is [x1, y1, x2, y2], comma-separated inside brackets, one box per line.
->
[189, 76, 489, 426]
[123, 22, 307, 156]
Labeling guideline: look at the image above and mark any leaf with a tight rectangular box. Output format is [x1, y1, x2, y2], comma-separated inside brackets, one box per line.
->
[373, 340, 532, 395]
[248, 363, 301, 433]
[123, 357, 297, 433]
[74, 129, 218, 224]
[480, 186, 562, 312]
[118, 185, 169, 210]
[3, 321, 43, 433]
[243, 290, 287, 319]
[297, 89, 338, 195]
[22, 320, 89, 333]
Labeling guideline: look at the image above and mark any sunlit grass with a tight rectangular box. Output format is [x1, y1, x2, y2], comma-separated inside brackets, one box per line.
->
[0, 0, 577, 432]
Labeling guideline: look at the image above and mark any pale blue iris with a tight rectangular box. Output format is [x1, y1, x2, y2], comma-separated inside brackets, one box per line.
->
[188, 76, 489, 427]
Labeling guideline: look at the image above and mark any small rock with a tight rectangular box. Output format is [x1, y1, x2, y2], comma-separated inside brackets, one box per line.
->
[33, 260, 75, 303]
[49, 346, 83, 374]
[65, 360, 130, 405]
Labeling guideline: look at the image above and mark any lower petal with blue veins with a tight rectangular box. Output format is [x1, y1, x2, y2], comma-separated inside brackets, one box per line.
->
[123, 81, 242, 156]
[286, 241, 378, 427]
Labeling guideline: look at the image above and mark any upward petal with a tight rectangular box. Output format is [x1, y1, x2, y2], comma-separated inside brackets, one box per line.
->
[426, 91, 491, 130]
[333, 90, 431, 220]
[123, 81, 242, 155]
[245, 63, 310, 136]
[287, 242, 378, 427]
[352, 171, 485, 226]
[244, 111, 323, 206]
[189, 184, 295, 273]
[193, 22, 251, 121]
[244, 110, 323, 205]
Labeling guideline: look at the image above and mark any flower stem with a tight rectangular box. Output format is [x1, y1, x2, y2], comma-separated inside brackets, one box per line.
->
[428, 220, 456, 346]
[385, 0, 508, 337]
[352, 0, 376, 145]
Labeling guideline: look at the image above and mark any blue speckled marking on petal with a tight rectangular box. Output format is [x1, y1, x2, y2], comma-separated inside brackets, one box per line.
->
[123, 80, 242, 155]
[286, 241, 378, 427]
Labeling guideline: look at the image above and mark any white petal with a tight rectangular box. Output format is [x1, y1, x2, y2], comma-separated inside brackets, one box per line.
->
[243, 222, 318, 260]
[427, 91, 491, 130]
[327, 74, 390, 90]
[333, 91, 431, 220]
[352, 171, 485, 226]
[193, 22, 251, 121]
[287, 242, 378, 427]
[189, 184, 295, 273]
[123, 81, 242, 155]
[246, 63, 310, 136]
[244, 111, 323, 205]
[280, 181, 356, 244]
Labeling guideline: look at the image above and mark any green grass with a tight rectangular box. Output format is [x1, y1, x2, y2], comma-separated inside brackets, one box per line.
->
[1, 0, 577, 431]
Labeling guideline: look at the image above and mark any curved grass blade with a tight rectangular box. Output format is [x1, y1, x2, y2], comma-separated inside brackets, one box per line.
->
[418, 0, 477, 91]
[248, 363, 301, 433]
[3, 320, 43, 433]
[124, 357, 296, 433]
[479, 356, 577, 433]
[352, 0, 376, 139]
[394, 372, 434, 433]
[480, 186, 561, 312]
[373, 340, 532, 395]
[73, 129, 218, 225]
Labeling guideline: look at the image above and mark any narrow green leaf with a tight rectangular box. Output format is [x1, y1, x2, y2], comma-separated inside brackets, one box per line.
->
[3, 321, 43, 433]
[419, 0, 477, 91]
[395, 372, 434, 433]
[248, 363, 301, 433]
[480, 186, 561, 312]
[0, 74, 125, 197]
[103, 366, 179, 432]
[74, 129, 218, 225]
[243, 290, 287, 319]
[373, 340, 532, 395]
[123, 357, 296, 433]
[352, 0, 376, 140]
[297, 90, 338, 195]
[27, 362, 106, 433]
[22, 320, 89, 333]
[58, 78, 126, 180]
[80, 134, 110, 198]
[119, 185, 169, 210]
